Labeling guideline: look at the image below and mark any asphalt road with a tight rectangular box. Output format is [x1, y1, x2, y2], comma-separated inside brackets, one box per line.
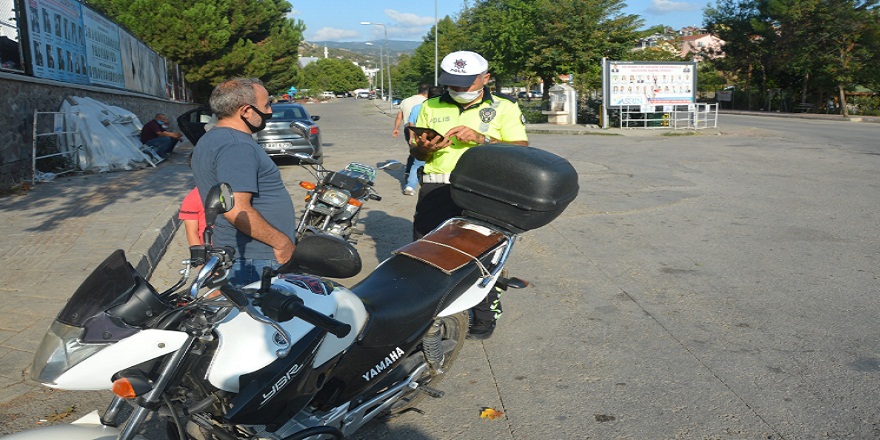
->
[4, 100, 879, 439]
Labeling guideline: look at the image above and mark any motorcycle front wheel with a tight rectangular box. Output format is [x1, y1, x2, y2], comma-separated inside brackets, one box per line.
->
[386, 311, 468, 415]
[295, 213, 326, 241]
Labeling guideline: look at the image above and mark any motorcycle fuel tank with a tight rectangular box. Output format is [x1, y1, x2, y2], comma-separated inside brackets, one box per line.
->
[207, 276, 367, 392]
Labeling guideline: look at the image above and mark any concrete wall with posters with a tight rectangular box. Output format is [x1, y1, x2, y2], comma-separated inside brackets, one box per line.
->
[0, 72, 199, 187]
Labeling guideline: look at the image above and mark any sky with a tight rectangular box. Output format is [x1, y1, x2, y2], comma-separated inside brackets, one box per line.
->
[290, 0, 708, 43]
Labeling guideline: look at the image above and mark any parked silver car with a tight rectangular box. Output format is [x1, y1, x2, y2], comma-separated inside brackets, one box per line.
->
[176, 104, 322, 163]
[255, 103, 322, 162]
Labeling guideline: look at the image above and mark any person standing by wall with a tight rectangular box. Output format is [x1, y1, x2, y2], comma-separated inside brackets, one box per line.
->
[191, 77, 296, 286]
[392, 83, 429, 195]
[410, 51, 528, 339]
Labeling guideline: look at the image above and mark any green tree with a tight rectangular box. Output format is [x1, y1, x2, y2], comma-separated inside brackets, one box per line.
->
[464, 0, 538, 86]
[705, 0, 775, 109]
[302, 58, 367, 93]
[394, 16, 474, 89]
[390, 54, 420, 98]
[461, 0, 641, 94]
[706, 0, 880, 113]
[625, 44, 684, 62]
[529, 0, 642, 94]
[779, 0, 880, 116]
[84, 0, 305, 101]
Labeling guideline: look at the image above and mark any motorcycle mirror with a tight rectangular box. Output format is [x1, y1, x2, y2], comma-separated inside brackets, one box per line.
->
[204, 183, 234, 231]
[290, 152, 318, 164]
[289, 120, 310, 139]
[378, 160, 404, 171]
[288, 121, 318, 164]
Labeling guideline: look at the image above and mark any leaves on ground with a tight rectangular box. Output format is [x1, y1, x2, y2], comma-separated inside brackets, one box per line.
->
[39, 406, 76, 423]
[595, 414, 616, 422]
[479, 407, 504, 420]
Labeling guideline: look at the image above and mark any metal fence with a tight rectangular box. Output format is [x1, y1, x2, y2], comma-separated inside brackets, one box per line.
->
[618, 103, 718, 130]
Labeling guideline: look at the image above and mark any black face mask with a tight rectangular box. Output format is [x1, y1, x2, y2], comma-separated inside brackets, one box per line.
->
[241, 104, 271, 133]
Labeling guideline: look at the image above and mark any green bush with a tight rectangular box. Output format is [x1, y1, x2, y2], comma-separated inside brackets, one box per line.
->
[847, 95, 880, 116]
[518, 100, 548, 124]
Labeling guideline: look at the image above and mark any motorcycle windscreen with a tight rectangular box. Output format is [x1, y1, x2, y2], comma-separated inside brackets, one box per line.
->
[32, 249, 142, 385]
[56, 249, 140, 326]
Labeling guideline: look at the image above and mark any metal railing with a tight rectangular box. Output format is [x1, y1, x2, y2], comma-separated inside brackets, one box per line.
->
[31, 111, 83, 183]
[618, 103, 718, 130]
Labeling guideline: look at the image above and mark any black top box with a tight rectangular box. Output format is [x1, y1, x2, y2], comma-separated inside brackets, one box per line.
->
[450, 145, 579, 232]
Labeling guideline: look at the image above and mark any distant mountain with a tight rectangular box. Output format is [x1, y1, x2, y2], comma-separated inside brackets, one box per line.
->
[308, 40, 421, 57]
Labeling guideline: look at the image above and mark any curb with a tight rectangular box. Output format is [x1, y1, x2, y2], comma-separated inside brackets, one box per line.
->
[133, 206, 182, 280]
[129, 146, 192, 280]
[526, 126, 620, 136]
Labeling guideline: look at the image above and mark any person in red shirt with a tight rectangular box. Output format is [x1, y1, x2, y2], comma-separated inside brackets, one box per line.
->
[179, 187, 205, 246]
[141, 113, 183, 158]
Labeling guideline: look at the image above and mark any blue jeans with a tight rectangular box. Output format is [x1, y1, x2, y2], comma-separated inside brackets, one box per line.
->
[406, 158, 424, 189]
[146, 136, 176, 158]
[227, 258, 281, 287]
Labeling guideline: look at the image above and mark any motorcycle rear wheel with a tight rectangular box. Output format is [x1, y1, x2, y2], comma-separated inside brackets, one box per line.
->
[386, 311, 468, 415]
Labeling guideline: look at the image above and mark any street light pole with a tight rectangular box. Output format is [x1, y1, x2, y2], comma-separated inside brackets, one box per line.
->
[365, 41, 383, 100]
[361, 21, 392, 111]
[434, 0, 438, 86]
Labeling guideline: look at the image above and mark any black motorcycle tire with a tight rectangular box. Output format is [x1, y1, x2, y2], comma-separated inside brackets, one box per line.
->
[386, 310, 468, 415]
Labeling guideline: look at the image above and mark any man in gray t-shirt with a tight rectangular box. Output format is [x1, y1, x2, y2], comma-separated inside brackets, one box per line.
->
[192, 77, 295, 286]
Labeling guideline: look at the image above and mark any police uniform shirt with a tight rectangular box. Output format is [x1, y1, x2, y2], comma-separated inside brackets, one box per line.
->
[415, 88, 527, 175]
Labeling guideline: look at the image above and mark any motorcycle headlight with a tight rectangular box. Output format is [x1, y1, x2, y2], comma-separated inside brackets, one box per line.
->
[319, 188, 350, 208]
[31, 321, 110, 385]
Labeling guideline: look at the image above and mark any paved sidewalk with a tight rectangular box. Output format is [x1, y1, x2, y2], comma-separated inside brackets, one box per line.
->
[0, 144, 195, 404]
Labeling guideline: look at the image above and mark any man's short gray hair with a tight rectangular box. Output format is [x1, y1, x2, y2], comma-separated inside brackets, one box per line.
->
[210, 78, 264, 119]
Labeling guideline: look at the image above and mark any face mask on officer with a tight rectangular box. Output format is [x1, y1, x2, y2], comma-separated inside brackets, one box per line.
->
[448, 89, 483, 104]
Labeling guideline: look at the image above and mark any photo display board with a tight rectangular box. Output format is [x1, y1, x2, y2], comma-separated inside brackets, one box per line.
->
[26, 0, 89, 84]
[603, 60, 697, 110]
[81, 6, 124, 88]
[23, 0, 167, 97]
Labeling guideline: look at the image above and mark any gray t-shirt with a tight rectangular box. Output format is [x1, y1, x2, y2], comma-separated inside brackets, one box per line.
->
[192, 126, 295, 260]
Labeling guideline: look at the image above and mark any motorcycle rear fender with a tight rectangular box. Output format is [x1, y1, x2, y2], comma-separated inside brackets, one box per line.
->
[47, 329, 189, 390]
[436, 247, 504, 317]
[436, 270, 501, 317]
[2, 410, 130, 439]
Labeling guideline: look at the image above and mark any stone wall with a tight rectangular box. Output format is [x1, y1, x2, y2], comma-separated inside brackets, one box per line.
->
[0, 72, 201, 187]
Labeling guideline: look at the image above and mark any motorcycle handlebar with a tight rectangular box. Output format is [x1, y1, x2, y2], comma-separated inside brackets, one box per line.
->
[259, 289, 351, 338]
[220, 285, 249, 310]
[294, 304, 352, 338]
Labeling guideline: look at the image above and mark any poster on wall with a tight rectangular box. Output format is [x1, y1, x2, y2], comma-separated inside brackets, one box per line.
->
[81, 7, 124, 89]
[118, 30, 167, 98]
[603, 60, 697, 109]
[26, 0, 89, 84]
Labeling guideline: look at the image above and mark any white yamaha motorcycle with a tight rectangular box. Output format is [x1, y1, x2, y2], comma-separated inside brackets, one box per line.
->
[5, 145, 578, 440]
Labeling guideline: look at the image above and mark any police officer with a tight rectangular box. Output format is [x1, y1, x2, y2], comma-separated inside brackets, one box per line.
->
[410, 50, 528, 339]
